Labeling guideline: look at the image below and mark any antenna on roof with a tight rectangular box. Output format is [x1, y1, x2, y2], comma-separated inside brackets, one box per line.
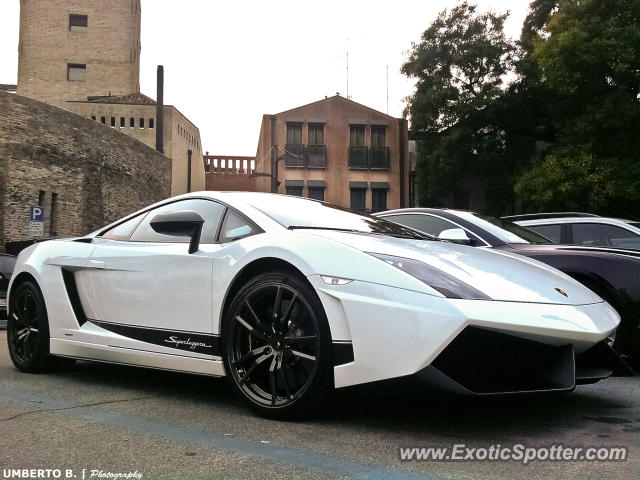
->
[386, 64, 389, 115]
[346, 38, 350, 100]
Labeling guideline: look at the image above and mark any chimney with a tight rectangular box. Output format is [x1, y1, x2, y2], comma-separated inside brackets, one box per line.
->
[155, 65, 164, 153]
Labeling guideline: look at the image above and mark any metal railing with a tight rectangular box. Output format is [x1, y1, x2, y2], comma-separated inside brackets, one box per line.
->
[284, 144, 305, 167]
[306, 144, 327, 168]
[348, 146, 369, 169]
[370, 147, 390, 169]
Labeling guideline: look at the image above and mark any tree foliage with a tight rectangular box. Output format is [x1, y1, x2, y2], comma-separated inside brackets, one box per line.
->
[404, 0, 640, 217]
[515, 0, 640, 216]
[402, 2, 516, 212]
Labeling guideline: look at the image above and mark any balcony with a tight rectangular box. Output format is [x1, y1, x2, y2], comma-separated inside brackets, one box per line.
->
[284, 143, 304, 167]
[306, 144, 327, 168]
[348, 146, 368, 169]
[370, 147, 390, 169]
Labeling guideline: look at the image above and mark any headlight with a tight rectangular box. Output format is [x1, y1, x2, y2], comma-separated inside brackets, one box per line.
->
[369, 253, 491, 300]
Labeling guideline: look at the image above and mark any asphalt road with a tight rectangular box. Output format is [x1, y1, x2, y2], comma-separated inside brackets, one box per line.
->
[0, 330, 638, 480]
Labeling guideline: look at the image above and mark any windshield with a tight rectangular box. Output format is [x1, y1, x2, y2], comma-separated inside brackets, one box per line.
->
[248, 195, 433, 240]
[452, 211, 554, 244]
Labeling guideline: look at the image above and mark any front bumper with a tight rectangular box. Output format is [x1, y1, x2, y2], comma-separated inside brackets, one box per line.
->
[309, 277, 620, 389]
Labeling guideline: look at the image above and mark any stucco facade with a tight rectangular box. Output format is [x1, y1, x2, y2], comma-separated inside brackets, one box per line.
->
[254, 95, 409, 212]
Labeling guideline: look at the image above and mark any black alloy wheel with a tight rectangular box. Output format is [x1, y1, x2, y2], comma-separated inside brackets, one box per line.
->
[223, 271, 332, 417]
[7, 280, 74, 372]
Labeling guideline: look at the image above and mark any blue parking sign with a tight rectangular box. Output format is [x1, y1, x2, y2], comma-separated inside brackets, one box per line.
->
[30, 205, 45, 222]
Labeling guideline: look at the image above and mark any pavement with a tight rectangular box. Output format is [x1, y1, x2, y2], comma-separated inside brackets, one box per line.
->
[0, 330, 638, 480]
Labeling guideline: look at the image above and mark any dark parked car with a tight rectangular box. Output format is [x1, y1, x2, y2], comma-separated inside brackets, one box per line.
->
[376, 208, 640, 368]
[0, 254, 17, 325]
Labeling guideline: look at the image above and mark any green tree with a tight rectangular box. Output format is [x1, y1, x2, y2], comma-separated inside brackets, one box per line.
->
[402, 2, 516, 212]
[515, 0, 640, 216]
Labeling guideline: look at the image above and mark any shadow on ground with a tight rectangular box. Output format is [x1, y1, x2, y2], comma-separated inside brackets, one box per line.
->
[45, 359, 637, 438]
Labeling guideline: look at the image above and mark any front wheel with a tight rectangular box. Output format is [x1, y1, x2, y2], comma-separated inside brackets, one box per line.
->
[222, 271, 333, 418]
[7, 280, 75, 373]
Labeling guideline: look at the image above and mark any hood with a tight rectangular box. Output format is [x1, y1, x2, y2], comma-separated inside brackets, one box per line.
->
[304, 230, 602, 306]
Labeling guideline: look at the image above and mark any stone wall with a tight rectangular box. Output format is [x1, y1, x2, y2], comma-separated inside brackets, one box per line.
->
[0, 92, 171, 252]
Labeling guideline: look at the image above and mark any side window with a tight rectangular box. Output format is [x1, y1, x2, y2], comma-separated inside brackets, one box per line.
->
[219, 210, 258, 243]
[384, 214, 457, 237]
[129, 199, 225, 243]
[528, 224, 562, 243]
[572, 223, 640, 250]
[101, 213, 147, 240]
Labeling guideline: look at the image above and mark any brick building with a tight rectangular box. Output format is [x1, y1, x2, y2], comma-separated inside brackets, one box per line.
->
[254, 95, 410, 212]
[16, 0, 204, 195]
[0, 92, 171, 253]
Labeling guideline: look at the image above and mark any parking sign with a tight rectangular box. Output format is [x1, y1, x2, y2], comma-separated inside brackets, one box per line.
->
[30, 205, 45, 222]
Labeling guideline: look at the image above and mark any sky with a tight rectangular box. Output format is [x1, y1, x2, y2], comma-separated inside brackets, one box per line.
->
[0, 0, 530, 156]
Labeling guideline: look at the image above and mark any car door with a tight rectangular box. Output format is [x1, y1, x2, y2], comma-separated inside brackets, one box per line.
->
[75, 198, 226, 354]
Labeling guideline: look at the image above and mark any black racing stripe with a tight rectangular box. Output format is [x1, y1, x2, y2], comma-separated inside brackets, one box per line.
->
[90, 320, 221, 356]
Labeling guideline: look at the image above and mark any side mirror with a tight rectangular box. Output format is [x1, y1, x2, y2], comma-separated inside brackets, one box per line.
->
[150, 210, 204, 254]
[438, 228, 473, 246]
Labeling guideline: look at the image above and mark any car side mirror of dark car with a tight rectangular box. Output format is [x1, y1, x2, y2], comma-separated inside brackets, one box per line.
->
[150, 210, 205, 254]
[438, 228, 475, 246]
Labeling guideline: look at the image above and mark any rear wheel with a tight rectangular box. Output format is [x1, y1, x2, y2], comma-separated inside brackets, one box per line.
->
[222, 271, 332, 418]
[7, 280, 75, 372]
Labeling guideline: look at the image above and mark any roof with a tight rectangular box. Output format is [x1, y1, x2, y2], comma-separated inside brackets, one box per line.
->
[83, 92, 157, 105]
[274, 94, 399, 120]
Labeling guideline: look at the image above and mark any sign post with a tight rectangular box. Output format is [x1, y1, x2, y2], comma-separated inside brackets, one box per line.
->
[29, 205, 45, 238]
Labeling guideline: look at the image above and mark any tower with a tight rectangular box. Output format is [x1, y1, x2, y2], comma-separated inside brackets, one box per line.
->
[17, 0, 141, 109]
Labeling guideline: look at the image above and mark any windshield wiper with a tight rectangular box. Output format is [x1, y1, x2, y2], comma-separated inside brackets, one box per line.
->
[287, 225, 435, 241]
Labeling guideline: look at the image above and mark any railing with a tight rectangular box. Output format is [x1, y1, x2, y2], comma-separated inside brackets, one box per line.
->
[348, 146, 369, 169]
[306, 144, 327, 168]
[370, 147, 390, 169]
[284, 144, 305, 167]
[203, 155, 256, 174]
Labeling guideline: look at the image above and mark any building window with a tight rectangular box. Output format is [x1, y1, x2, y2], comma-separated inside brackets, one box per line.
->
[90, 115, 96, 121]
[349, 125, 368, 169]
[350, 185, 367, 212]
[350, 125, 365, 146]
[38, 190, 45, 206]
[149, 118, 154, 129]
[370, 126, 389, 169]
[285, 180, 304, 197]
[286, 123, 302, 144]
[371, 188, 388, 213]
[110, 117, 115, 127]
[67, 63, 86, 82]
[308, 187, 324, 201]
[308, 124, 324, 145]
[69, 14, 88, 30]
[120, 117, 125, 128]
[130, 117, 135, 128]
[50, 192, 58, 237]
[139, 118, 145, 128]
[286, 186, 303, 197]
[100, 116, 106, 124]
[285, 123, 304, 167]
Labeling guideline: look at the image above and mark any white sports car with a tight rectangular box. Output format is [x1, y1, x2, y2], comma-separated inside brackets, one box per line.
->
[6, 192, 623, 417]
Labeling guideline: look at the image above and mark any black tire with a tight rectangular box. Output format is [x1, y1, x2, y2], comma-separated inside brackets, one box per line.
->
[7, 280, 75, 373]
[222, 271, 333, 418]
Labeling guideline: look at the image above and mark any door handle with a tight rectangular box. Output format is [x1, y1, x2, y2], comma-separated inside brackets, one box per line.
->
[87, 259, 105, 269]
